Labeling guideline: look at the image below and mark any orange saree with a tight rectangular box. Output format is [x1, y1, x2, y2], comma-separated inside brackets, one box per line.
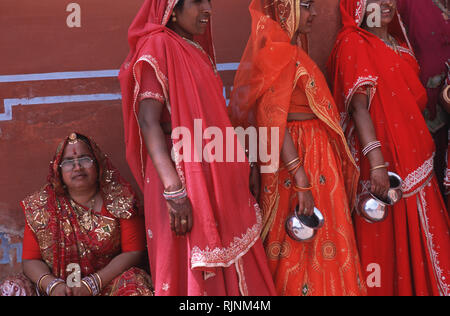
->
[229, 0, 366, 296]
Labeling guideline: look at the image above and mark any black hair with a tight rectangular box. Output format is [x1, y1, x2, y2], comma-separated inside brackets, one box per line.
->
[174, 0, 185, 11]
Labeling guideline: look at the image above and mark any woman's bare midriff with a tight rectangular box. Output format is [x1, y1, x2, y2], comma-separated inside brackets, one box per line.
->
[287, 112, 317, 121]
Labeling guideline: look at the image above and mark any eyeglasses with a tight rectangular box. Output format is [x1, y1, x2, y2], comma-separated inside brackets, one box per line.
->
[59, 157, 94, 172]
[300, 2, 314, 10]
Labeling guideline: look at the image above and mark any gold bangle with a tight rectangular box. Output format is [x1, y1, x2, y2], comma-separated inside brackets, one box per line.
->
[48, 281, 65, 296]
[81, 280, 93, 296]
[370, 164, 388, 172]
[94, 273, 103, 290]
[163, 185, 185, 195]
[293, 184, 313, 192]
[284, 157, 300, 169]
[443, 85, 450, 104]
[37, 273, 52, 293]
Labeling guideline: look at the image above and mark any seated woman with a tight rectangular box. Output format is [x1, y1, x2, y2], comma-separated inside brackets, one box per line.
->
[0, 133, 152, 296]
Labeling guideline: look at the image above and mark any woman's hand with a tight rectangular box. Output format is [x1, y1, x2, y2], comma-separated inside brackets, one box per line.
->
[294, 168, 315, 217]
[370, 168, 390, 200]
[249, 164, 260, 201]
[67, 283, 93, 296]
[167, 197, 193, 236]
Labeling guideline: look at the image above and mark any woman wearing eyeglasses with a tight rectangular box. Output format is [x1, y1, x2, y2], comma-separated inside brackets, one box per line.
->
[229, 0, 366, 296]
[11, 132, 153, 296]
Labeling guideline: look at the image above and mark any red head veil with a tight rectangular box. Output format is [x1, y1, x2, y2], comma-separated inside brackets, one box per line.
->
[119, 0, 215, 190]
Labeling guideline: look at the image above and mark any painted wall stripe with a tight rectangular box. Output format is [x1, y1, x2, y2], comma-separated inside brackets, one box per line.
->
[0, 63, 239, 83]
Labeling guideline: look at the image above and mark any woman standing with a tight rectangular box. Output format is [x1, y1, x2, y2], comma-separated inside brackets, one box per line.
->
[229, 0, 366, 296]
[328, 0, 450, 296]
[119, 0, 275, 296]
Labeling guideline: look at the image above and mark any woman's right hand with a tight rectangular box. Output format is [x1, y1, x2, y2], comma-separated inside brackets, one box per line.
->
[370, 168, 390, 200]
[297, 191, 315, 217]
[167, 197, 193, 236]
[294, 168, 315, 217]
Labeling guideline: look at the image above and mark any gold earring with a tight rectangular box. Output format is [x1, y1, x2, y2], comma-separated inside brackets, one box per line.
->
[172, 12, 177, 23]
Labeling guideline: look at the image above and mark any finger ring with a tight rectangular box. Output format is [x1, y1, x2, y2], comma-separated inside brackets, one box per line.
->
[181, 219, 187, 225]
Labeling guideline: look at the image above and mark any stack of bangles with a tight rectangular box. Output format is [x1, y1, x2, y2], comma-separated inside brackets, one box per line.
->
[81, 273, 103, 296]
[285, 157, 302, 176]
[36, 273, 52, 295]
[362, 140, 381, 156]
[163, 185, 187, 201]
[285, 157, 313, 192]
[45, 277, 65, 296]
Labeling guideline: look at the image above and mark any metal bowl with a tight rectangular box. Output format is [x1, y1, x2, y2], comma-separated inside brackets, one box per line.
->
[285, 207, 324, 242]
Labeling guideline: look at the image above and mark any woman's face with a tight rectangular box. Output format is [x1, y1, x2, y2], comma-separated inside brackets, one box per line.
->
[60, 141, 98, 193]
[297, 0, 317, 34]
[366, 0, 397, 27]
[172, 0, 212, 38]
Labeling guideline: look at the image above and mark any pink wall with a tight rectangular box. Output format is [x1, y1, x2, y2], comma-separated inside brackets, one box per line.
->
[0, 0, 340, 279]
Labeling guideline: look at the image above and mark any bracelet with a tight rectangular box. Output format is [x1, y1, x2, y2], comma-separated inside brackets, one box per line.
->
[362, 141, 381, 156]
[81, 280, 93, 296]
[287, 161, 302, 176]
[163, 185, 187, 201]
[37, 273, 52, 294]
[370, 164, 388, 172]
[46, 278, 65, 296]
[284, 157, 300, 169]
[93, 273, 103, 291]
[81, 274, 101, 296]
[443, 85, 450, 104]
[293, 184, 313, 192]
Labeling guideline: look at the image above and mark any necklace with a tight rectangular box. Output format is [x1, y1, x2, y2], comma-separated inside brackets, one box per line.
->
[433, 0, 449, 21]
[382, 34, 399, 55]
[182, 37, 218, 75]
[70, 193, 97, 231]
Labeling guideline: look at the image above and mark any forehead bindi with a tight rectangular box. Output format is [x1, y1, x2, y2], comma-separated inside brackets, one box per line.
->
[62, 142, 92, 160]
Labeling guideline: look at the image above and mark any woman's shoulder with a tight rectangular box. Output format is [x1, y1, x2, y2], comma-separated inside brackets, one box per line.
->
[102, 185, 139, 220]
[21, 186, 49, 212]
[21, 186, 51, 232]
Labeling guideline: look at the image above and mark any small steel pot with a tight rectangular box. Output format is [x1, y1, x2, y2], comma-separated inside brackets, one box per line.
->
[285, 207, 324, 242]
[358, 172, 403, 223]
[358, 193, 392, 223]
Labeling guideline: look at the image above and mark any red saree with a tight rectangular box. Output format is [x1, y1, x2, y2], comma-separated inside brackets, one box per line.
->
[119, 0, 276, 296]
[229, 0, 366, 296]
[20, 134, 152, 296]
[328, 0, 450, 296]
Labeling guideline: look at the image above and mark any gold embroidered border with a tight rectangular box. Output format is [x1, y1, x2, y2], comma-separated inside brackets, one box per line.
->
[190, 204, 262, 269]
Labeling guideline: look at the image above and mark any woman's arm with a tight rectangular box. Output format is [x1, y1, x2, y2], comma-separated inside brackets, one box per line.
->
[22, 259, 68, 296]
[350, 93, 390, 199]
[138, 99, 193, 235]
[281, 127, 315, 216]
